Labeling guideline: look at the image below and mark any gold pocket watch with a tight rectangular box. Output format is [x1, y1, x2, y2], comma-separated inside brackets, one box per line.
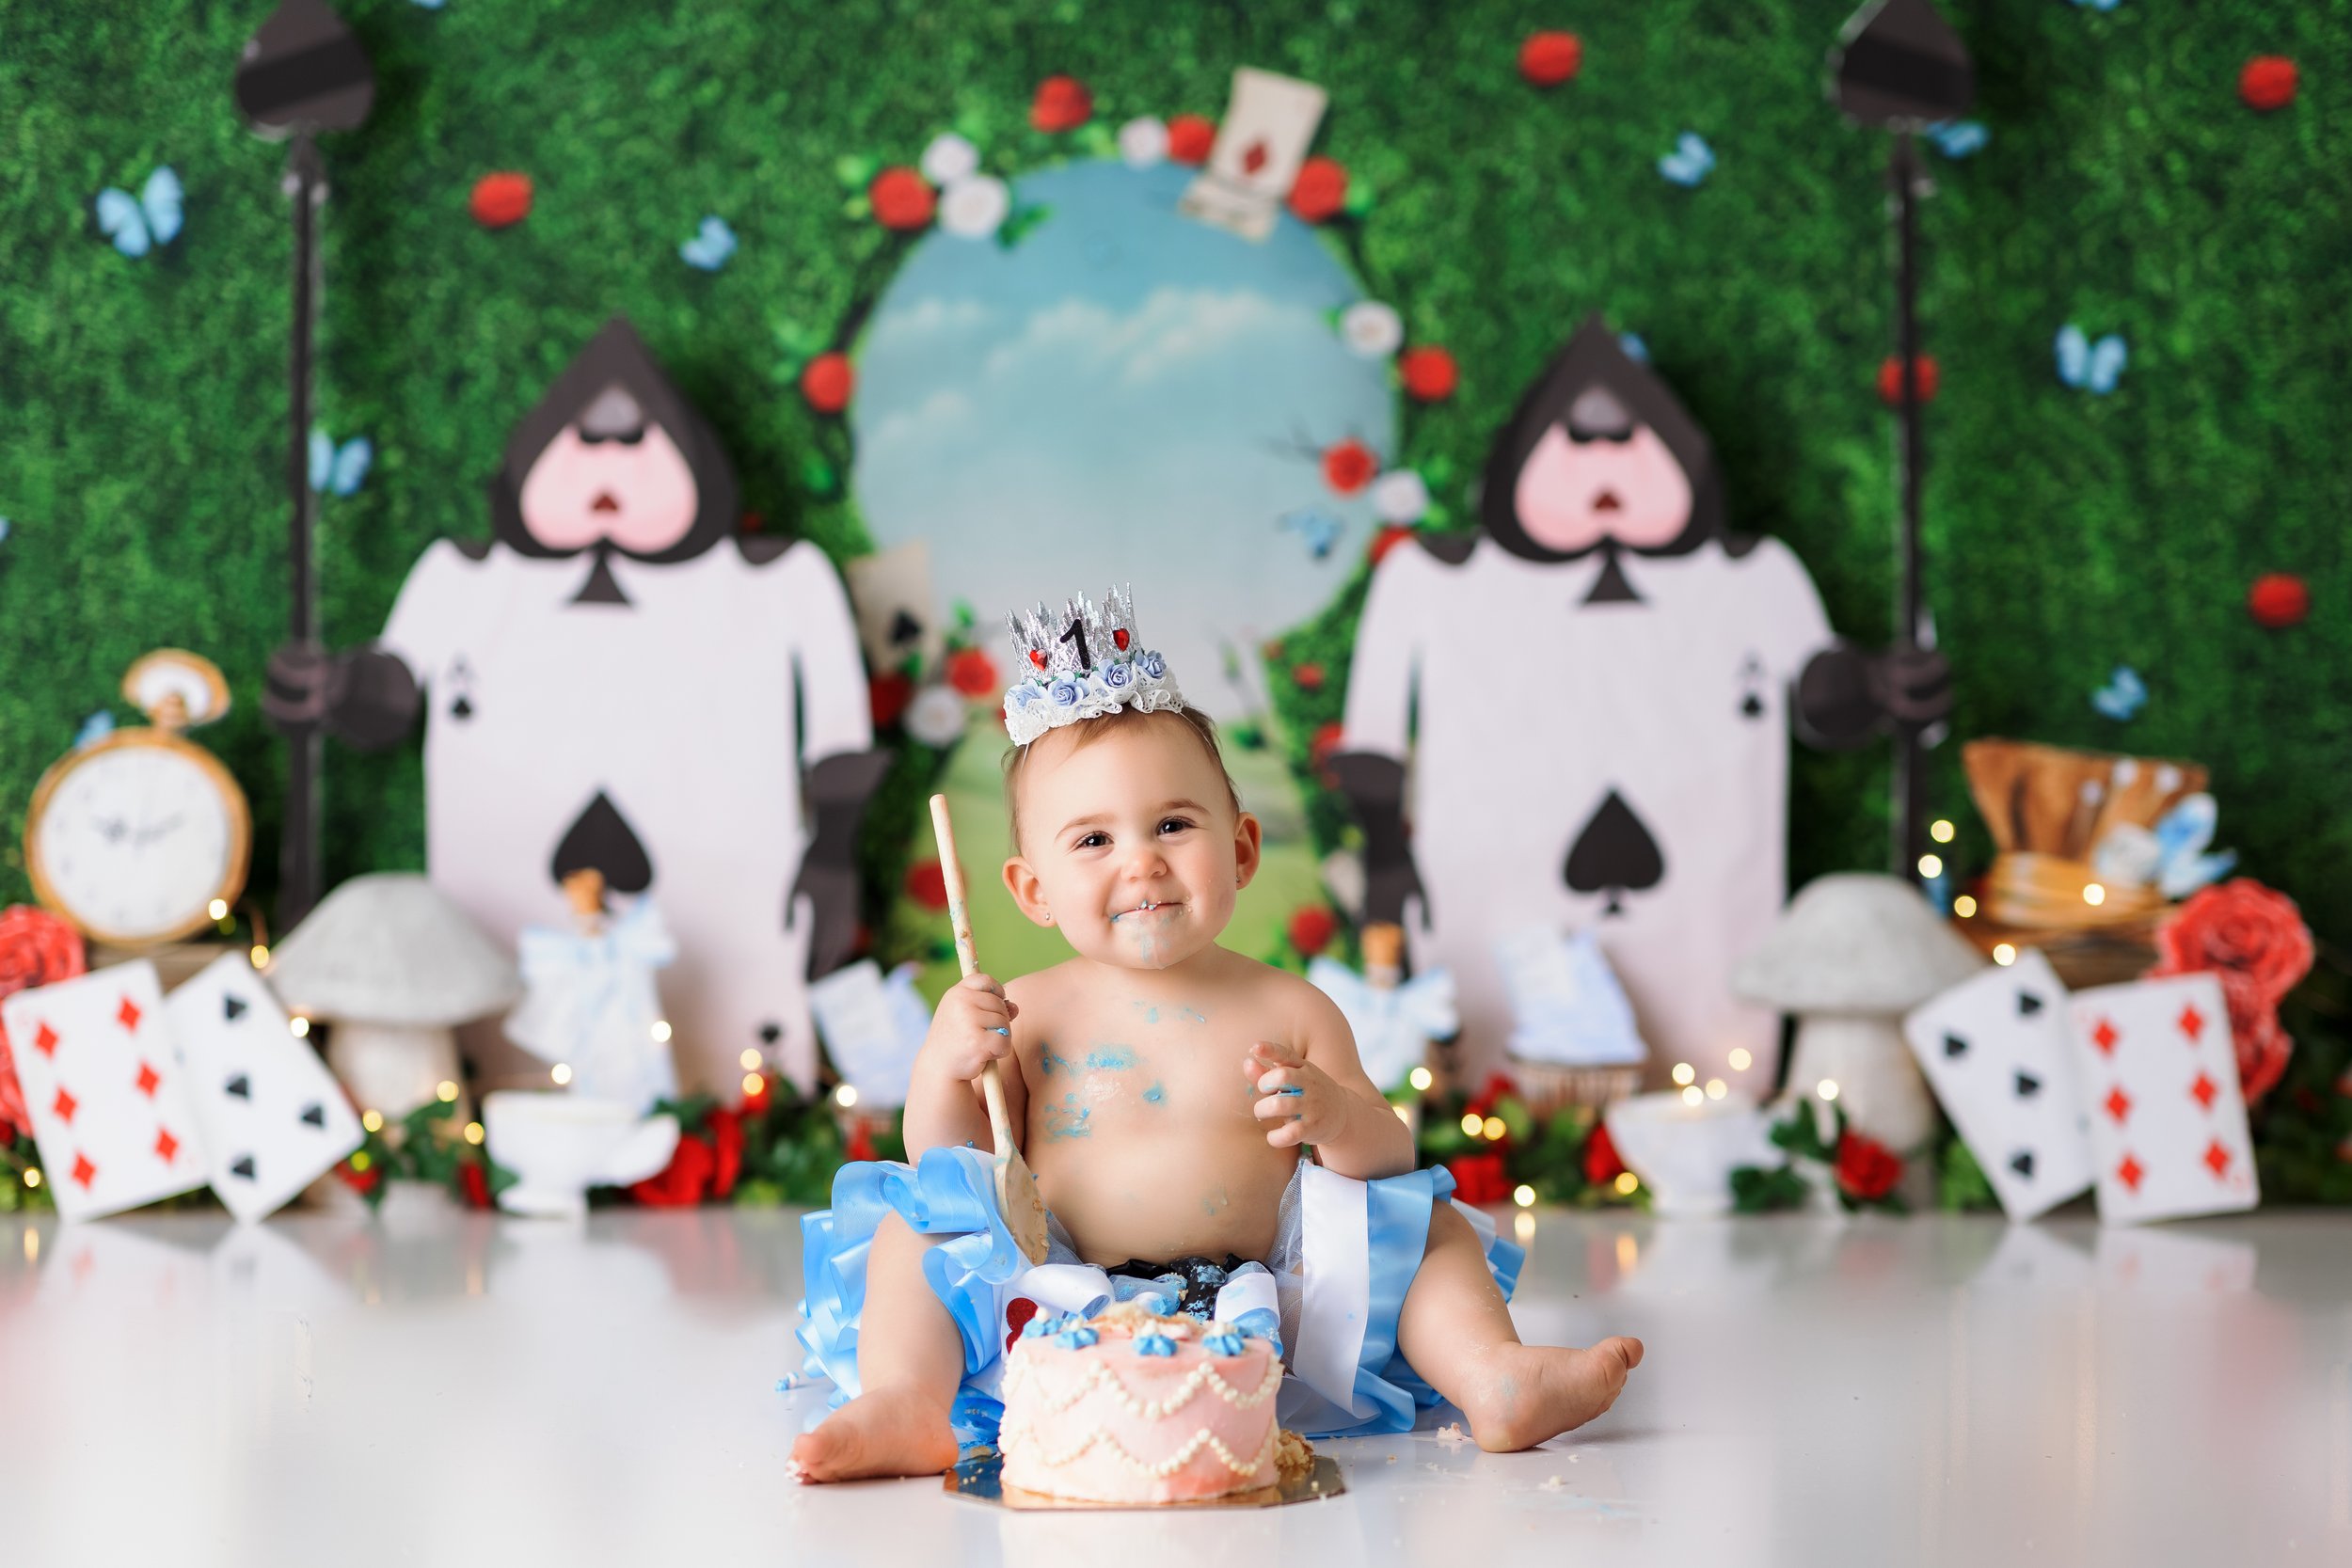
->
[24, 650, 252, 945]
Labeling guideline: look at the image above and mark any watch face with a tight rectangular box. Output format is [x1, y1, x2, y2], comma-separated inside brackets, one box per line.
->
[34, 742, 237, 942]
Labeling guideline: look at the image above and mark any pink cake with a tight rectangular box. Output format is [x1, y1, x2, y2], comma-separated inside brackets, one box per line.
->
[996, 1301, 1287, 1504]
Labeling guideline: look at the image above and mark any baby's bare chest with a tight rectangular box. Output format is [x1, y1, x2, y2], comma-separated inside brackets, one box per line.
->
[1020, 998, 1271, 1146]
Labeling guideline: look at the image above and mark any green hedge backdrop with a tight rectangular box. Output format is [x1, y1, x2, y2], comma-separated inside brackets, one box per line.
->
[3, 0, 2346, 1193]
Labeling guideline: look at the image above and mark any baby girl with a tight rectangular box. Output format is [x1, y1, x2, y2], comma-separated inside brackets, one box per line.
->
[792, 590, 1640, 1481]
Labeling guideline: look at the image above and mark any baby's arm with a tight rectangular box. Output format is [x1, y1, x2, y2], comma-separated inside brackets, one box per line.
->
[1244, 984, 1416, 1181]
[903, 972, 1029, 1157]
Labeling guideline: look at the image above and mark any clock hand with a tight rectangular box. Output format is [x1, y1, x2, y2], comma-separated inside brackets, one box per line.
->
[97, 816, 131, 845]
[133, 815, 184, 847]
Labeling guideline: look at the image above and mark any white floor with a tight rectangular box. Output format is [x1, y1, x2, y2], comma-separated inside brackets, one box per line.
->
[3, 1201, 2346, 1568]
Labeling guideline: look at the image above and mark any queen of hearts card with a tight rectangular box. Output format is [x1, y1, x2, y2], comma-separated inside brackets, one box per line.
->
[1333, 315, 1948, 1091]
[265, 318, 885, 1097]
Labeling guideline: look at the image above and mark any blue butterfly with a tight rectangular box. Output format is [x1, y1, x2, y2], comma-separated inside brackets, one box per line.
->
[2090, 664, 2146, 721]
[2056, 324, 2128, 393]
[1926, 120, 1988, 159]
[1280, 508, 1344, 562]
[309, 429, 373, 497]
[2151, 794, 2235, 899]
[1618, 332, 1650, 364]
[410, 0, 448, 8]
[95, 166, 183, 259]
[2069, 0, 2123, 11]
[1658, 134, 1714, 188]
[680, 215, 738, 272]
[74, 712, 116, 750]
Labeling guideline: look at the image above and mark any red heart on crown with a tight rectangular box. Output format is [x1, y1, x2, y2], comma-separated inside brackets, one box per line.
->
[1113, 629, 1130, 651]
[1028, 649, 1048, 671]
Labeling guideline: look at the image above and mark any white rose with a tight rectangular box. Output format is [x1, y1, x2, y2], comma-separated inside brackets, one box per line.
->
[905, 684, 970, 748]
[939, 175, 1010, 240]
[919, 133, 980, 186]
[1119, 117, 1169, 168]
[1341, 301, 1403, 359]
[1371, 468, 1430, 524]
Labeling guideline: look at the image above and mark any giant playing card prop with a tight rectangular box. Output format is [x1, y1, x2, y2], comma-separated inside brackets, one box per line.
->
[1, 961, 210, 1221]
[2068, 973, 2257, 1226]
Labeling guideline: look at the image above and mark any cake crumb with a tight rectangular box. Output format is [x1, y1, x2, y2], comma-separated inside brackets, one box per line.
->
[1274, 1429, 1315, 1485]
[1433, 1421, 1470, 1449]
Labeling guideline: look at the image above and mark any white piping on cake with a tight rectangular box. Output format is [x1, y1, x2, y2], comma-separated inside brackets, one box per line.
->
[1000, 1347, 1282, 1418]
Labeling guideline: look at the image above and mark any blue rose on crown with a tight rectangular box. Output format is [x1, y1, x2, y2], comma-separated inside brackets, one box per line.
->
[1002, 585, 1187, 747]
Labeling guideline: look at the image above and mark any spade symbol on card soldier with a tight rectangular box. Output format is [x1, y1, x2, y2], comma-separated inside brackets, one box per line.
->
[1564, 791, 1665, 916]
[552, 791, 654, 895]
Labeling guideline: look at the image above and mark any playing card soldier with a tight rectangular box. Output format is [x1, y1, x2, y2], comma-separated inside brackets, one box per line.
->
[1334, 316, 1951, 1089]
[264, 318, 885, 1097]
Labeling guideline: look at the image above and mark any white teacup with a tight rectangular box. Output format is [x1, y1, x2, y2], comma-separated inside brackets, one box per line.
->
[1603, 1092, 1780, 1218]
[483, 1091, 681, 1220]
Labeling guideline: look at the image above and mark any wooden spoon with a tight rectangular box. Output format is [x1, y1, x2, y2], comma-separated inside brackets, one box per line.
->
[928, 794, 1049, 1266]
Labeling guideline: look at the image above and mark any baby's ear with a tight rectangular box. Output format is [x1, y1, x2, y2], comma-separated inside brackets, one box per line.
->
[1231, 811, 1265, 891]
[1002, 855, 1056, 927]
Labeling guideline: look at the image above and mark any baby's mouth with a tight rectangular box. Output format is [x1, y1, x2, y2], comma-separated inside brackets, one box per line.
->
[1109, 898, 1183, 923]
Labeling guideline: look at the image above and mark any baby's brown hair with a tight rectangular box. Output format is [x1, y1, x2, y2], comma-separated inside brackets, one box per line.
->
[1002, 705, 1242, 851]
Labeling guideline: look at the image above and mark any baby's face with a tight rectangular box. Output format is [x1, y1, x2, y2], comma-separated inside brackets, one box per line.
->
[1003, 715, 1260, 971]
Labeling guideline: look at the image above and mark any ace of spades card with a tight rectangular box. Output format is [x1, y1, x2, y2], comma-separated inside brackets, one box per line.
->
[0, 960, 210, 1221]
[1179, 67, 1329, 242]
[2068, 973, 2259, 1226]
[164, 953, 362, 1224]
[1902, 949, 2093, 1222]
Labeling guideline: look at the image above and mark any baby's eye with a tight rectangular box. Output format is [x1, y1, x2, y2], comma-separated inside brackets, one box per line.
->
[1158, 817, 1194, 835]
[1075, 831, 1109, 849]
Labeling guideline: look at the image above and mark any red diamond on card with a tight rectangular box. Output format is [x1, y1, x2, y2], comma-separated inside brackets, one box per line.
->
[2203, 1139, 2232, 1178]
[33, 1022, 58, 1058]
[52, 1087, 77, 1125]
[1243, 140, 1269, 175]
[71, 1152, 98, 1190]
[135, 1061, 161, 1099]
[154, 1128, 180, 1164]
[2104, 1086, 2133, 1125]
[2116, 1153, 2144, 1192]
[2091, 1018, 2119, 1054]
[2190, 1072, 2218, 1110]
[117, 995, 141, 1033]
[2177, 1004, 2204, 1043]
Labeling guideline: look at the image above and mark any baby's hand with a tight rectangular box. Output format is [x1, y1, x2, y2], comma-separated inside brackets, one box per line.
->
[1245, 1039, 1343, 1149]
[920, 973, 1019, 1085]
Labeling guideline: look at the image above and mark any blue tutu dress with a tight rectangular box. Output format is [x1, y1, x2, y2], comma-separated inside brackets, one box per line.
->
[794, 1146, 1523, 1447]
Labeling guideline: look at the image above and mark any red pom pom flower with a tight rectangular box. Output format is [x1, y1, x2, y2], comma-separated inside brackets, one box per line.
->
[1876, 355, 1940, 406]
[1287, 157, 1349, 224]
[1288, 905, 1339, 958]
[1167, 115, 1216, 165]
[1400, 346, 1458, 403]
[2239, 56, 2298, 113]
[1519, 31, 1583, 87]
[869, 167, 936, 231]
[800, 353, 854, 415]
[1321, 438, 1377, 495]
[2248, 573, 2309, 628]
[1031, 75, 1094, 134]
[469, 172, 533, 229]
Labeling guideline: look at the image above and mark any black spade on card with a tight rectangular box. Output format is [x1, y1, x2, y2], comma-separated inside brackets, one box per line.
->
[759, 1022, 784, 1046]
[300, 1102, 326, 1128]
[2010, 1150, 2035, 1180]
[223, 994, 248, 1022]
[2013, 1071, 2042, 1100]
[1563, 791, 1665, 916]
[225, 1074, 252, 1101]
[230, 1154, 257, 1180]
[890, 609, 924, 647]
[451, 695, 474, 720]
[2017, 990, 2044, 1016]
[550, 791, 654, 895]
[1740, 691, 1765, 719]
[1943, 1033, 1968, 1060]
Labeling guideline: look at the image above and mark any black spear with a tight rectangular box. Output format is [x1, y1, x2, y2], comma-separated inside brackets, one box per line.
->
[1828, 0, 1974, 887]
[233, 0, 374, 928]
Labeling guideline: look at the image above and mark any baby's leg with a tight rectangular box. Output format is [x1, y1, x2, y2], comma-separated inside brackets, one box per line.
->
[789, 1212, 967, 1481]
[1395, 1203, 1644, 1452]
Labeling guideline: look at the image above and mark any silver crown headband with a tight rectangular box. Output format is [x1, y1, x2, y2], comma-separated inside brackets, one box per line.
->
[1002, 586, 1186, 747]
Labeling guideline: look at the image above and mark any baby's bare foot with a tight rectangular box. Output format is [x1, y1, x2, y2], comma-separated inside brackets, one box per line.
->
[1459, 1337, 1644, 1452]
[789, 1386, 959, 1482]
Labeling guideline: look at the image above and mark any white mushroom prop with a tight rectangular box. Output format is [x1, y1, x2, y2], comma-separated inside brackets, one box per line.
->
[267, 873, 522, 1123]
[1731, 872, 1984, 1151]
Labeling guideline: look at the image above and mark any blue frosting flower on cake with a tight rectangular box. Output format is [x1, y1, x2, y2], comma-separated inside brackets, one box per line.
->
[1134, 1331, 1177, 1357]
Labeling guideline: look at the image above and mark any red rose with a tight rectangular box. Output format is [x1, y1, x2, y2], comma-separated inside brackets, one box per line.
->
[1030, 75, 1093, 133]
[869, 671, 914, 729]
[1875, 355, 1941, 406]
[1582, 1123, 1626, 1187]
[1833, 1132, 1902, 1201]
[2249, 573, 2310, 628]
[1288, 905, 1338, 958]
[1287, 157, 1349, 224]
[1464, 1072, 1518, 1122]
[1309, 720, 1344, 778]
[1292, 662, 1324, 691]
[846, 1118, 878, 1164]
[1322, 438, 1377, 495]
[1370, 524, 1416, 566]
[0, 906, 87, 1135]
[1400, 346, 1458, 403]
[1519, 31, 1582, 87]
[946, 647, 1000, 698]
[707, 1108, 744, 1199]
[458, 1162, 491, 1210]
[2152, 879, 2315, 1105]
[630, 1132, 716, 1207]
[1167, 114, 1216, 165]
[2240, 56, 2298, 113]
[469, 171, 532, 229]
[800, 353, 854, 415]
[906, 859, 950, 911]
[869, 167, 936, 231]
[1447, 1151, 1512, 1205]
[337, 1159, 382, 1197]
